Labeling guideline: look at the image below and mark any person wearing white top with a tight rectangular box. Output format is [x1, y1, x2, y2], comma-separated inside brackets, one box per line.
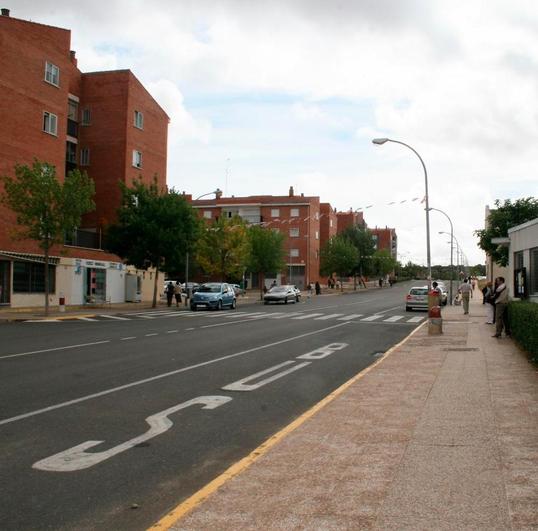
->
[458, 278, 472, 314]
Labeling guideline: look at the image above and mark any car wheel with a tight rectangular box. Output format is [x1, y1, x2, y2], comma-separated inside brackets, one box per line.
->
[296, 296, 300, 303]
[284, 298, 288, 304]
[231, 298, 236, 309]
[191, 304, 196, 311]
[217, 300, 223, 311]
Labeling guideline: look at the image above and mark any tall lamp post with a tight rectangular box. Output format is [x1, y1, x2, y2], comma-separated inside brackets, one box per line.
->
[184, 188, 222, 305]
[430, 208, 454, 304]
[373, 138, 431, 287]
[440, 230, 463, 283]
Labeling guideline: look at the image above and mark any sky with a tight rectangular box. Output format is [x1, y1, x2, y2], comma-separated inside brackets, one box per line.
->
[13, 0, 538, 266]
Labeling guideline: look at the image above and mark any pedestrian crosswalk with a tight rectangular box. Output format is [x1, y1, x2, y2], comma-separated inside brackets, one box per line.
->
[26, 309, 426, 325]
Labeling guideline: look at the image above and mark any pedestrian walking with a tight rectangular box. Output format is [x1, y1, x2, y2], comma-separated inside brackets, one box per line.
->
[174, 281, 182, 307]
[492, 276, 511, 338]
[458, 278, 472, 314]
[483, 281, 494, 324]
[165, 281, 174, 307]
[307, 283, 313, 298]
[315, 281, 321, 295]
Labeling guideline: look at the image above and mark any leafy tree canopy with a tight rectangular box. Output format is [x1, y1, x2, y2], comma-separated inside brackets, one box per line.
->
[340, 225, 376, 276]
[105, 179, 200, 306]
[196, 215, 249, 282]
[320, 235, 359, 283]
[371, 249, 398, 277]
[475, 197, 538, 267]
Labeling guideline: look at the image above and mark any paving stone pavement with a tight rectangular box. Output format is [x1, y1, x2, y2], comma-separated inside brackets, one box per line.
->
[158, 294, 538, 531]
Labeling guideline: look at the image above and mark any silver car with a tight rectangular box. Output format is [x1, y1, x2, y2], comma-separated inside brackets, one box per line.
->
[264, 285, 300, 304]
[405, 286, 429, 311]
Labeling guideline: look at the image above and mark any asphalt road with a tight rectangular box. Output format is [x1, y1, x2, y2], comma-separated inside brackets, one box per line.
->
[0, 281, 424, 530]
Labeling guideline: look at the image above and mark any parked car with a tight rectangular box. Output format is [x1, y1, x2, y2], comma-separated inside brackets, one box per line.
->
[264, 285, 300, 304]
[182, 282, 200, 295]
[291, 286, 302, 301]
[231, 284, 245, 296]
[405, 286, 429, 311]
[190, 282, 236, 311]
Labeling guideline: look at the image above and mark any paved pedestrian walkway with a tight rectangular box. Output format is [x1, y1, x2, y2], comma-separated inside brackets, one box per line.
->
[154, 295, 538, 530]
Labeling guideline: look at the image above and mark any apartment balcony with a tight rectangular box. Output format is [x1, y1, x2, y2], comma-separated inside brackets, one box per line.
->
[64, 228, 102, 249]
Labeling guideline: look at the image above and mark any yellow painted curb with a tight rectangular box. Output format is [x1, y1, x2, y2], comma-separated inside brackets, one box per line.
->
[148, 320, 427, 530]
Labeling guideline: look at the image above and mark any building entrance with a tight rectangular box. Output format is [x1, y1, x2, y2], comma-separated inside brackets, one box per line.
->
[84, 267, 106, 303]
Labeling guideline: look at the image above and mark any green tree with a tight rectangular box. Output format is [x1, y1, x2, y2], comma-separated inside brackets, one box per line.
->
[105, 179, 200, 308]
[475, 197, 538, 266]
[371, 249, 398, 277]
[320, 235, 359, 291]
[247, 225, 286, 299]
[196, 215, 249, 282]
[340, 225, 377, 285]
[1, 160, 95, 315]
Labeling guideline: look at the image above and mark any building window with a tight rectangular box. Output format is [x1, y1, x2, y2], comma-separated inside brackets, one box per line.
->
[44, 62, 60, 86]
[289, 227, 299, 237]
[290, 208, 299, 217]
[66, 141, 77, 163]
[132, 150, 142, 168]
[315, 231, 319, 240]
[290, 249, 299, 258]
[531, 247, 538, 295]
[43, 111, 58, 135]
[80, 147, 90, 166]
[203, 210, 212, 219]
[13, 261, 56, 293]
[134, 110, 144, 129]
[330, 219, 333, 228]
[372, 234, 378, 249]
[81, 108, 91, 125]
[271, 208, 280, 218]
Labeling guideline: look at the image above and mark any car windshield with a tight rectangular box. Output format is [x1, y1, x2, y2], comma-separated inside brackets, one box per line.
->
[269, 286, 287, 293]
[199, 284, 221, 293]
[410, 288, 428, 295]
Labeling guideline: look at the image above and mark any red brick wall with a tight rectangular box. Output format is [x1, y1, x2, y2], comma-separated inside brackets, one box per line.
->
[320, 202, 337, 250]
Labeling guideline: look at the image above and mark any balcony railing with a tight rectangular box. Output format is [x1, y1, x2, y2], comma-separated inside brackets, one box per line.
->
[65, 228, 102, 249]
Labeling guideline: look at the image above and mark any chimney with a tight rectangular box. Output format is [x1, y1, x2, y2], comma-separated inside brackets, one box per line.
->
[289, 186, 294, 197]
[215, 189, 223, 199]
[1, 8, 10, 16]
[70, 50, 77, 66]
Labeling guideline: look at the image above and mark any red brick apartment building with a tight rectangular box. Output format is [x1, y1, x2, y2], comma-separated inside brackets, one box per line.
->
[370, 227, 398, 259]
[193, 187, 323, 289]
[0, 9, 169, 307]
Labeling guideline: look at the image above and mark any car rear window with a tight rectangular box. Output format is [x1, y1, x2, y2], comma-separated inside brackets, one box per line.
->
[410, 288, 428, 295]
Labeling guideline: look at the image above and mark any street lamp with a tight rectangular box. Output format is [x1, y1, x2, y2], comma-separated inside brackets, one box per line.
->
[430, 208, 454, 304]
[372, 138, 431, 287]
[184, 189, 223, 305]
[440, 230, 463, 284]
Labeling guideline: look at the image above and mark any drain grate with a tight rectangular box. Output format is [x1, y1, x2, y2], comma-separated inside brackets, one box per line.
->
[443, 347, 479, 352]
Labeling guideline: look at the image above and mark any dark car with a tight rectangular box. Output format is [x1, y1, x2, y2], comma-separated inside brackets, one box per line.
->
[263, 285, 300, 304]
[190, 282, 236, 311]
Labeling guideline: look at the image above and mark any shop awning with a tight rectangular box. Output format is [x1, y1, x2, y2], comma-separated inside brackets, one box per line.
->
[0, 251, 61, 265]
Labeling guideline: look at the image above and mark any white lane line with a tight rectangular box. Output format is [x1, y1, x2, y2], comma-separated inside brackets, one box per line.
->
[137, 315, 157, 319]
[166, 330, 179, 334]
[128, 311, 173, 316]
[407, 316, 424, 323]
[314, 313, 344, 320]
[270, 312, 304, 319]
[376, 305, 403, 315]
[78, 317, 98, 322]
[145, 333, 158, 337]
[185, 327, 195, 330]
[292, 313, 324, 320]
[361, 315, 383, 322]
[384, 315, 404, 322]
[337, 314, 363, 321]
[120, 337, 136, 341]
[25, 319, 60, 323]
[0, 322, 349, 426]
[0, 340, 110, 361]
[99, 315, 131, 321]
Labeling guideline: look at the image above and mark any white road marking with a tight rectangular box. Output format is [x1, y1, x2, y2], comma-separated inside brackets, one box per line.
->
[292, 313, 324, 320]
[78, 317, 98, 322]
[361, 315, 383, 321]
[185, 327, 195, 330]
[296, 343, 348, 360]
[33, 396, 232, 472]
[0, 340, 110, 361]
[145, 333, 158, 337]
[375, 305, 403, 315]
[137, 314, 157, 319]
[0, 322, 349, 426]
[222, 361, 311, 392]
[25, 319, 60, 322]
[98, 315, 131, 321]
[384, 315, 404, 322]
[269, 312, 304, 319]
[407, 316, 424, 323]
[314, 313, 344, 320]
[166, 330, 178, 334]
[120, 337, 136, 341]
[337, 314, 363, 321]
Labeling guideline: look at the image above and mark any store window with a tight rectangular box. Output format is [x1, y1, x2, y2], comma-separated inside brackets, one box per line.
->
[13, 261, 56, 293]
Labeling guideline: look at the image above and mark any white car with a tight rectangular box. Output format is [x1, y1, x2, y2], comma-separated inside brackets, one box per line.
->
[264, 285, 300, 304]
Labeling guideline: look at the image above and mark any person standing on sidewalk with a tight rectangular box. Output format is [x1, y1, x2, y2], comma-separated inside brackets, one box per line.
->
[492, 276, 511, 338]
[483, 281, 495, 324]
[458, 278, 472, 314]
[174, 281, 182, 307]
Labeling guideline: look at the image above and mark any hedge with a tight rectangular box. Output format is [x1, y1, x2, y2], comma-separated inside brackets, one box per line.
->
[508, 301, 538, 362]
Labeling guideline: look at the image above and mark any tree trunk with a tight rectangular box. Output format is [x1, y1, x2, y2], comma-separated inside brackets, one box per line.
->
[152, 265, 159, 308]
[259, 271, 265, 301]
[353, 275, 357, 291]
[44, 243, 50, 316]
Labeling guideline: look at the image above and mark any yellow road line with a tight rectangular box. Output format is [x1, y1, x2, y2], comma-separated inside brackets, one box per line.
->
[148, 320, 427, 530]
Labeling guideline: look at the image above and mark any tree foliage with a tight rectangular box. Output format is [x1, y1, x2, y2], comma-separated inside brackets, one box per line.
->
[340, 225, 377, 277]
[475, 197, 538, 267]
[320, 235, 359, 289]
[0, 160, 95, 314]
[371, 249, 398, 276]
[105, 179, 200, 307]
[247, 225, 286, 298]
[196, 215, 249, 282]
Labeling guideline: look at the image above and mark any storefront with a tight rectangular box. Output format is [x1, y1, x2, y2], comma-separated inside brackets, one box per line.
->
[0, 260, 11, 305]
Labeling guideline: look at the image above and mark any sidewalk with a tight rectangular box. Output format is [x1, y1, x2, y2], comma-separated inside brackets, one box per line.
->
[156, 295, 538, 530]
